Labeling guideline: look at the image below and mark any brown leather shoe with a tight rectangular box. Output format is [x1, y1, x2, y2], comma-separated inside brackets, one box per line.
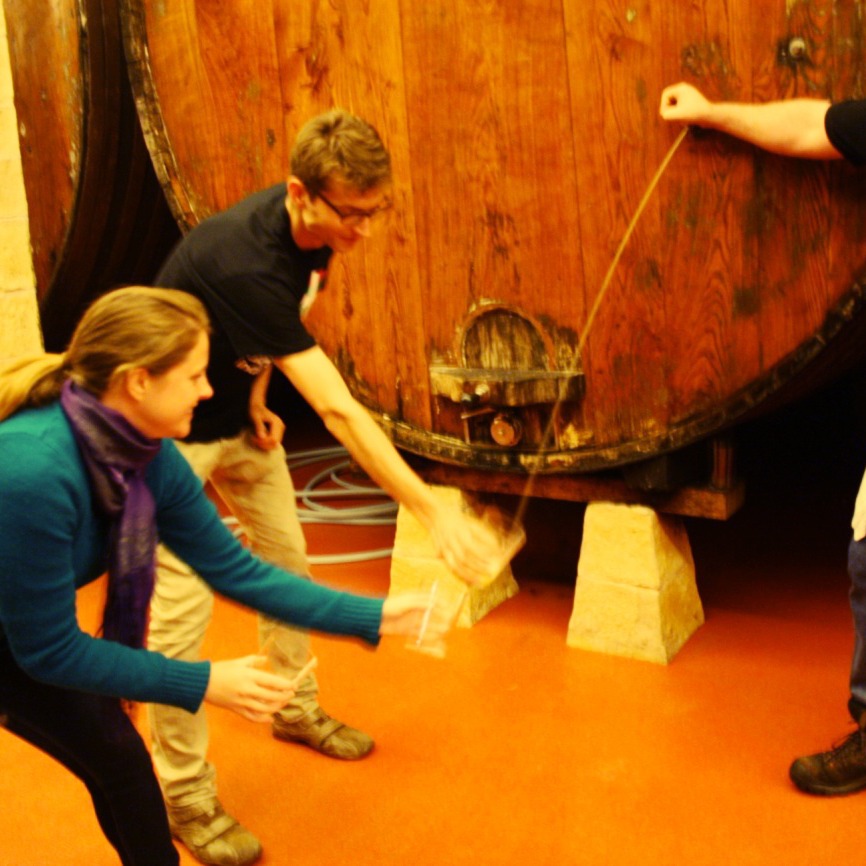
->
[272, 707, 374, 759]
[167, 799, 262, 866]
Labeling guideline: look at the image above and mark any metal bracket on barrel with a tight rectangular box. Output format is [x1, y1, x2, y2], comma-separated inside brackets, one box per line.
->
[429, 365, 585, 450]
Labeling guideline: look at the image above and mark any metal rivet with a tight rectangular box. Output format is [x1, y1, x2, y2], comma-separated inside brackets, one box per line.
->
[789, 37, 807, 59]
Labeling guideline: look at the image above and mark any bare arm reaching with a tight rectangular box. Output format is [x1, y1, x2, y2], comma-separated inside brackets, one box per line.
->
[274, 345, 501, 585]
[659, 81, 842, 160]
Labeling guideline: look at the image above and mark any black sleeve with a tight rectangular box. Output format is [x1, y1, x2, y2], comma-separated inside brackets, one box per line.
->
[825, 100, 866, 166]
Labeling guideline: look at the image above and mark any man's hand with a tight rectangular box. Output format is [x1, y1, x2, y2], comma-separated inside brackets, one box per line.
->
[249, 403, 285, 450]
[660, 82, 838, 160]
[660, 82, 713, 125]
[427, 505, 508, 587]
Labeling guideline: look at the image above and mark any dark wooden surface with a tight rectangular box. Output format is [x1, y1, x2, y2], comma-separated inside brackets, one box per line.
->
[121, 0, 866, 475]
[3, 0, 179, 351]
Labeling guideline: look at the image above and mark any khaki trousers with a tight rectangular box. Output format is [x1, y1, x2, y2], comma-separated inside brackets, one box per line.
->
[147, 433, 317, 807]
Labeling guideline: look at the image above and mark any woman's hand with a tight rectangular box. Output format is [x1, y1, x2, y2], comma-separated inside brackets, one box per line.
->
[380, 592, 460, 639]
[204, 655, 296, 722]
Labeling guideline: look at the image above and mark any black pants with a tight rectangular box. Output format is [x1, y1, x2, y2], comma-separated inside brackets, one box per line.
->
[0, 643, 178, 865]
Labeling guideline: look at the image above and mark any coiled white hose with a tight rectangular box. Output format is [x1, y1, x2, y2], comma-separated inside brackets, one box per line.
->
[223, 445, 397, 565]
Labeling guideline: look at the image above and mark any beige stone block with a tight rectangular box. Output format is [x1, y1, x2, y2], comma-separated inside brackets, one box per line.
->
[390, 554, 467, 619]
[390, 549, 518, 628]
[391, 506, 438, 559]
[577, 501, 694, 589]
[462, 567, 519, 625]
[567, 502, 704, 664]
[0, 288, 42, 358]
[390, 552, 455, 593]
[389, 486, 521, 627]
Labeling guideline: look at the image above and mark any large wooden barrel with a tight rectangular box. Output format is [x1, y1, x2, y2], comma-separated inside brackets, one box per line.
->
[3, 0, 179, 352]
[120, 0, 866, 478]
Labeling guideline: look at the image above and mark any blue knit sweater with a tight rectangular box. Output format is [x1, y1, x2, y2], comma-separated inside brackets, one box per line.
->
[0, 402, 384, 713]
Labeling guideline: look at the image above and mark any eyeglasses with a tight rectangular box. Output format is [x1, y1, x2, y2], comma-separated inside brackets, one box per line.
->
[316, 190, 392, 227]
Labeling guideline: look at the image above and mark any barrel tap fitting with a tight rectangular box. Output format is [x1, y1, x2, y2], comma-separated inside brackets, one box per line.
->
[489, 412, 523, 447]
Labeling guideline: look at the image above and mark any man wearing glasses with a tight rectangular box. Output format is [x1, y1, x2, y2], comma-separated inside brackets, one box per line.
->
[147, 109, 498, 866]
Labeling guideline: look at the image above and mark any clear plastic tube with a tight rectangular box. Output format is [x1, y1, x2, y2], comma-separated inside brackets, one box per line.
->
[222, 446, 396, 564]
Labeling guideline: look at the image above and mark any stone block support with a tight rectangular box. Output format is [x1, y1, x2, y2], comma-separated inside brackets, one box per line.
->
[567, 502, 704, 664]
[389, 485, 519, 627]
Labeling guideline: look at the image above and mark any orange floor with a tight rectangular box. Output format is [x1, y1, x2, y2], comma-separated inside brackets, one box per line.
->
[2, 376, 866, 866]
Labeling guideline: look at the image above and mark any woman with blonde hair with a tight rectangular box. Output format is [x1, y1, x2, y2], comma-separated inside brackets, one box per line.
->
[0, 286, 444, 866]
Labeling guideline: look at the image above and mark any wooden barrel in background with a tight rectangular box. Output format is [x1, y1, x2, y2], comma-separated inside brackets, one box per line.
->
[120, 0, 866, 486]
[3, 0, 179, 352]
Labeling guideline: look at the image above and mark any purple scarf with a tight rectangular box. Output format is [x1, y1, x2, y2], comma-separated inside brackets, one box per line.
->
[60, 380, 160, 648]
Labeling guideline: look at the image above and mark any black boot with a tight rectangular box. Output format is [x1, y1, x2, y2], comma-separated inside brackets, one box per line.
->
[789, 712, 866, 796]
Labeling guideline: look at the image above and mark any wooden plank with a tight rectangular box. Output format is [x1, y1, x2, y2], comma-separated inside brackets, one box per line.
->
[749, 1, 834, 374]
[562, 0, 671, 445]
[656, 0, 760, 421]
[412, 458, 745, 520]
[3, 0, 82, 300]
[397, 0, 586, 431]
